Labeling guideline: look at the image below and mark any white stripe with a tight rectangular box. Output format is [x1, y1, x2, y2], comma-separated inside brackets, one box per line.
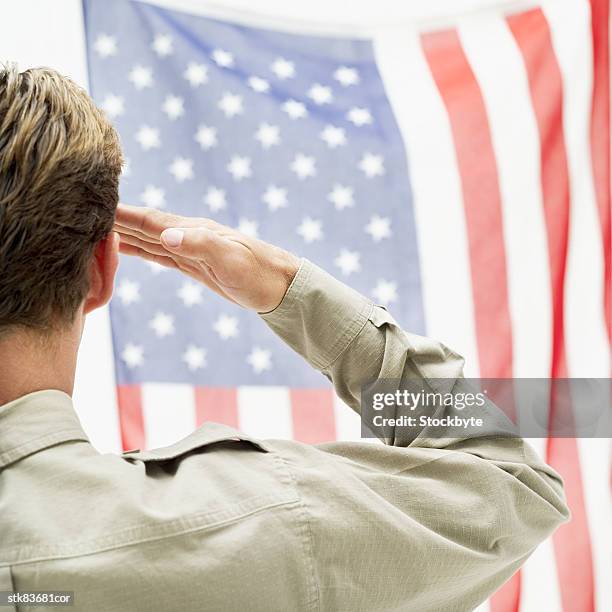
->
[473, 600, 491, 612]
[459, 15, 552, 379]
[373, 27, 480, 377]
[142, 383, 196, 449]
[543, 3, 611, 610]
[333, 394, 362, 441]
[237, 386, 293, 439]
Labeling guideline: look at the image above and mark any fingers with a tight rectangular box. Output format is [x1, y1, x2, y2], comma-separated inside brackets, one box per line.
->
[160, 226, 231, 265]
[118, 242, 179, 270]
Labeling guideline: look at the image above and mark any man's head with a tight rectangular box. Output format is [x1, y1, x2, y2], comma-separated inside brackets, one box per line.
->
[0, 65, 122, 337]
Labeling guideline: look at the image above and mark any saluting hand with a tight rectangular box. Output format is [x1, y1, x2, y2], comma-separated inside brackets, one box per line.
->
[113, 204, 300, 313]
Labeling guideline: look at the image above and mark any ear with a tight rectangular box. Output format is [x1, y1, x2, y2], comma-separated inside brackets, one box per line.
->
[83, 232, 119, 315]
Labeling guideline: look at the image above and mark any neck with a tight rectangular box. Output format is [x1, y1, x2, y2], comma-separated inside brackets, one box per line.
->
[0, 321, 81, 406]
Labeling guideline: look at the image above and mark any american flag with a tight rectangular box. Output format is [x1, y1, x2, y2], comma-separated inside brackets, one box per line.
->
[83, 0, 610, 610]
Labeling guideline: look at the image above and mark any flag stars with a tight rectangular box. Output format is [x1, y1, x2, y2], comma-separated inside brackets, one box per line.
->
[237, 218, 258, 238]
[116, 279, 140, 306]
[255, 123, 280, 149]
[178, 282, 203, 307]
[184, 62, 208, 87]
[136, 125, 160, 150]
[334, 249, 361, 276]
[328, 184, 354, 210]
[359, 153, 385, 178]
[212, 49, 234, 67]
[195, 125, 217, 150]
[162, 95, 184, 120]
[101, 94, 124, 118]
[262, 185, 287, 211]
[365, 215, 391, 241]
[149, 312, 175, 338]
[94, 34, 117, 58]
[247, 347, 272, 373]
[152, 34, 173, 57]
[334, 66, 360, 87]
[169, 157, 194, 182]
[140, 185, 165, 208]
[122, 343, 144, 368]
[297, 217, 323, 243]
[320, 125, 346, 148]
[347, 107, 373, 126]
[214, 314, 239, 340]
[204, 187, 227, 212]
[271, 58, 295, 79]
[290, 154, 316, 180]
[128, 65, 153, 89]
[307, 84, 333, 105]
[372, 280, 398, 306]
[248, 76, 270, 93]
[227, 156, 252, 181]
[282, 99, 307, 119]
[182, 345, 207, 371]
[218, 92, 243, 118]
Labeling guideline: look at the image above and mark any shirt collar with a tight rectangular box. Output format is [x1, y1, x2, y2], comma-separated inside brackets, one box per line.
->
[0, 390, 89, 470]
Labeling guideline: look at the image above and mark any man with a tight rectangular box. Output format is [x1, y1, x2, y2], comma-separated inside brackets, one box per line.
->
[0, 65, 568, 611]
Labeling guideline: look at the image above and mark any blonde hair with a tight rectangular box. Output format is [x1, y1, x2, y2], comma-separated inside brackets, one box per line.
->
[0, 65, 123, 331]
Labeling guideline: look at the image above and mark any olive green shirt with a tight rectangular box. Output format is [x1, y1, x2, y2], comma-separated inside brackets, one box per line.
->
[0, 259, 569, 611]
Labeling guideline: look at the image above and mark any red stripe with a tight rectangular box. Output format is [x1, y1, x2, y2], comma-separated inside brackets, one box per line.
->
[290, 389, 336, 444]
[116, 384, 145, 452]
[194, 387, 239, 428]
[508, 9, 595, 612]
[588, 0, 611, 343]
[421, 28, 513, 379]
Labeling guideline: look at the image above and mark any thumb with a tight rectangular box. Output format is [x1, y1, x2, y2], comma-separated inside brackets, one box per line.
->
[160, 226, 226, 260]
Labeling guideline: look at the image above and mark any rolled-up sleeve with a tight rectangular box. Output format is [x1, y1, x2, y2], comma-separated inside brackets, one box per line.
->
[261, 258, 570, 611]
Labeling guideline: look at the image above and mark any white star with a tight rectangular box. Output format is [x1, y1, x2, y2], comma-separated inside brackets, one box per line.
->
[149, 312, 175, 338]
[334, 66, 360, 86]
[152, 34, 173, 57]
[218, 92, 243, 118]
[140, 185, 165, 208]
[169, 157, 194, 182]
[319, 125, 346, 148]
[182, 345, 207, 371]
[255, 123, 280, 149]
[248, 76, 270, 92]
[122, 343, 144, 368]
[116, 279, 140, 306]
[184, 62, 208, 87]
[372, 280, 398, 306]
[147, 261, 166, 274]
[162, 95, 184, 120]
[334, 249, 361, 276]
[178, 282, 203, 307]
[101, 94, 124, 118]
[227, 156, 252, 181]
[195, 125, 217, 150]
[271, 58, 295, 79]
[308, 83, 333, 105]
[297, 217, 323, 243]
[290, 154, 316, 180]
[204, 187, 227, 212]
[282, 99, 308, 119]
[212, 49, 234, 67]
[262, 185, 287, 211]
[94, 34, 117, 58]
[214, 314, 239, 340]
[128, 65, 153, 89]
[135, 125, 160, 150]
[237, 218, 258, 238]
[122, 158, 131, 177]
[365, 215, 392, 241]
[327, 184, 354, 210]
[347, 107, 373, 126]
[247, 347, 272, 373]
[359, 153, 385, 178]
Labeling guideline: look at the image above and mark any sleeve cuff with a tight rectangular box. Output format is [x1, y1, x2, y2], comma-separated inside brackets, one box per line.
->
[260, 258, 373, 371]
